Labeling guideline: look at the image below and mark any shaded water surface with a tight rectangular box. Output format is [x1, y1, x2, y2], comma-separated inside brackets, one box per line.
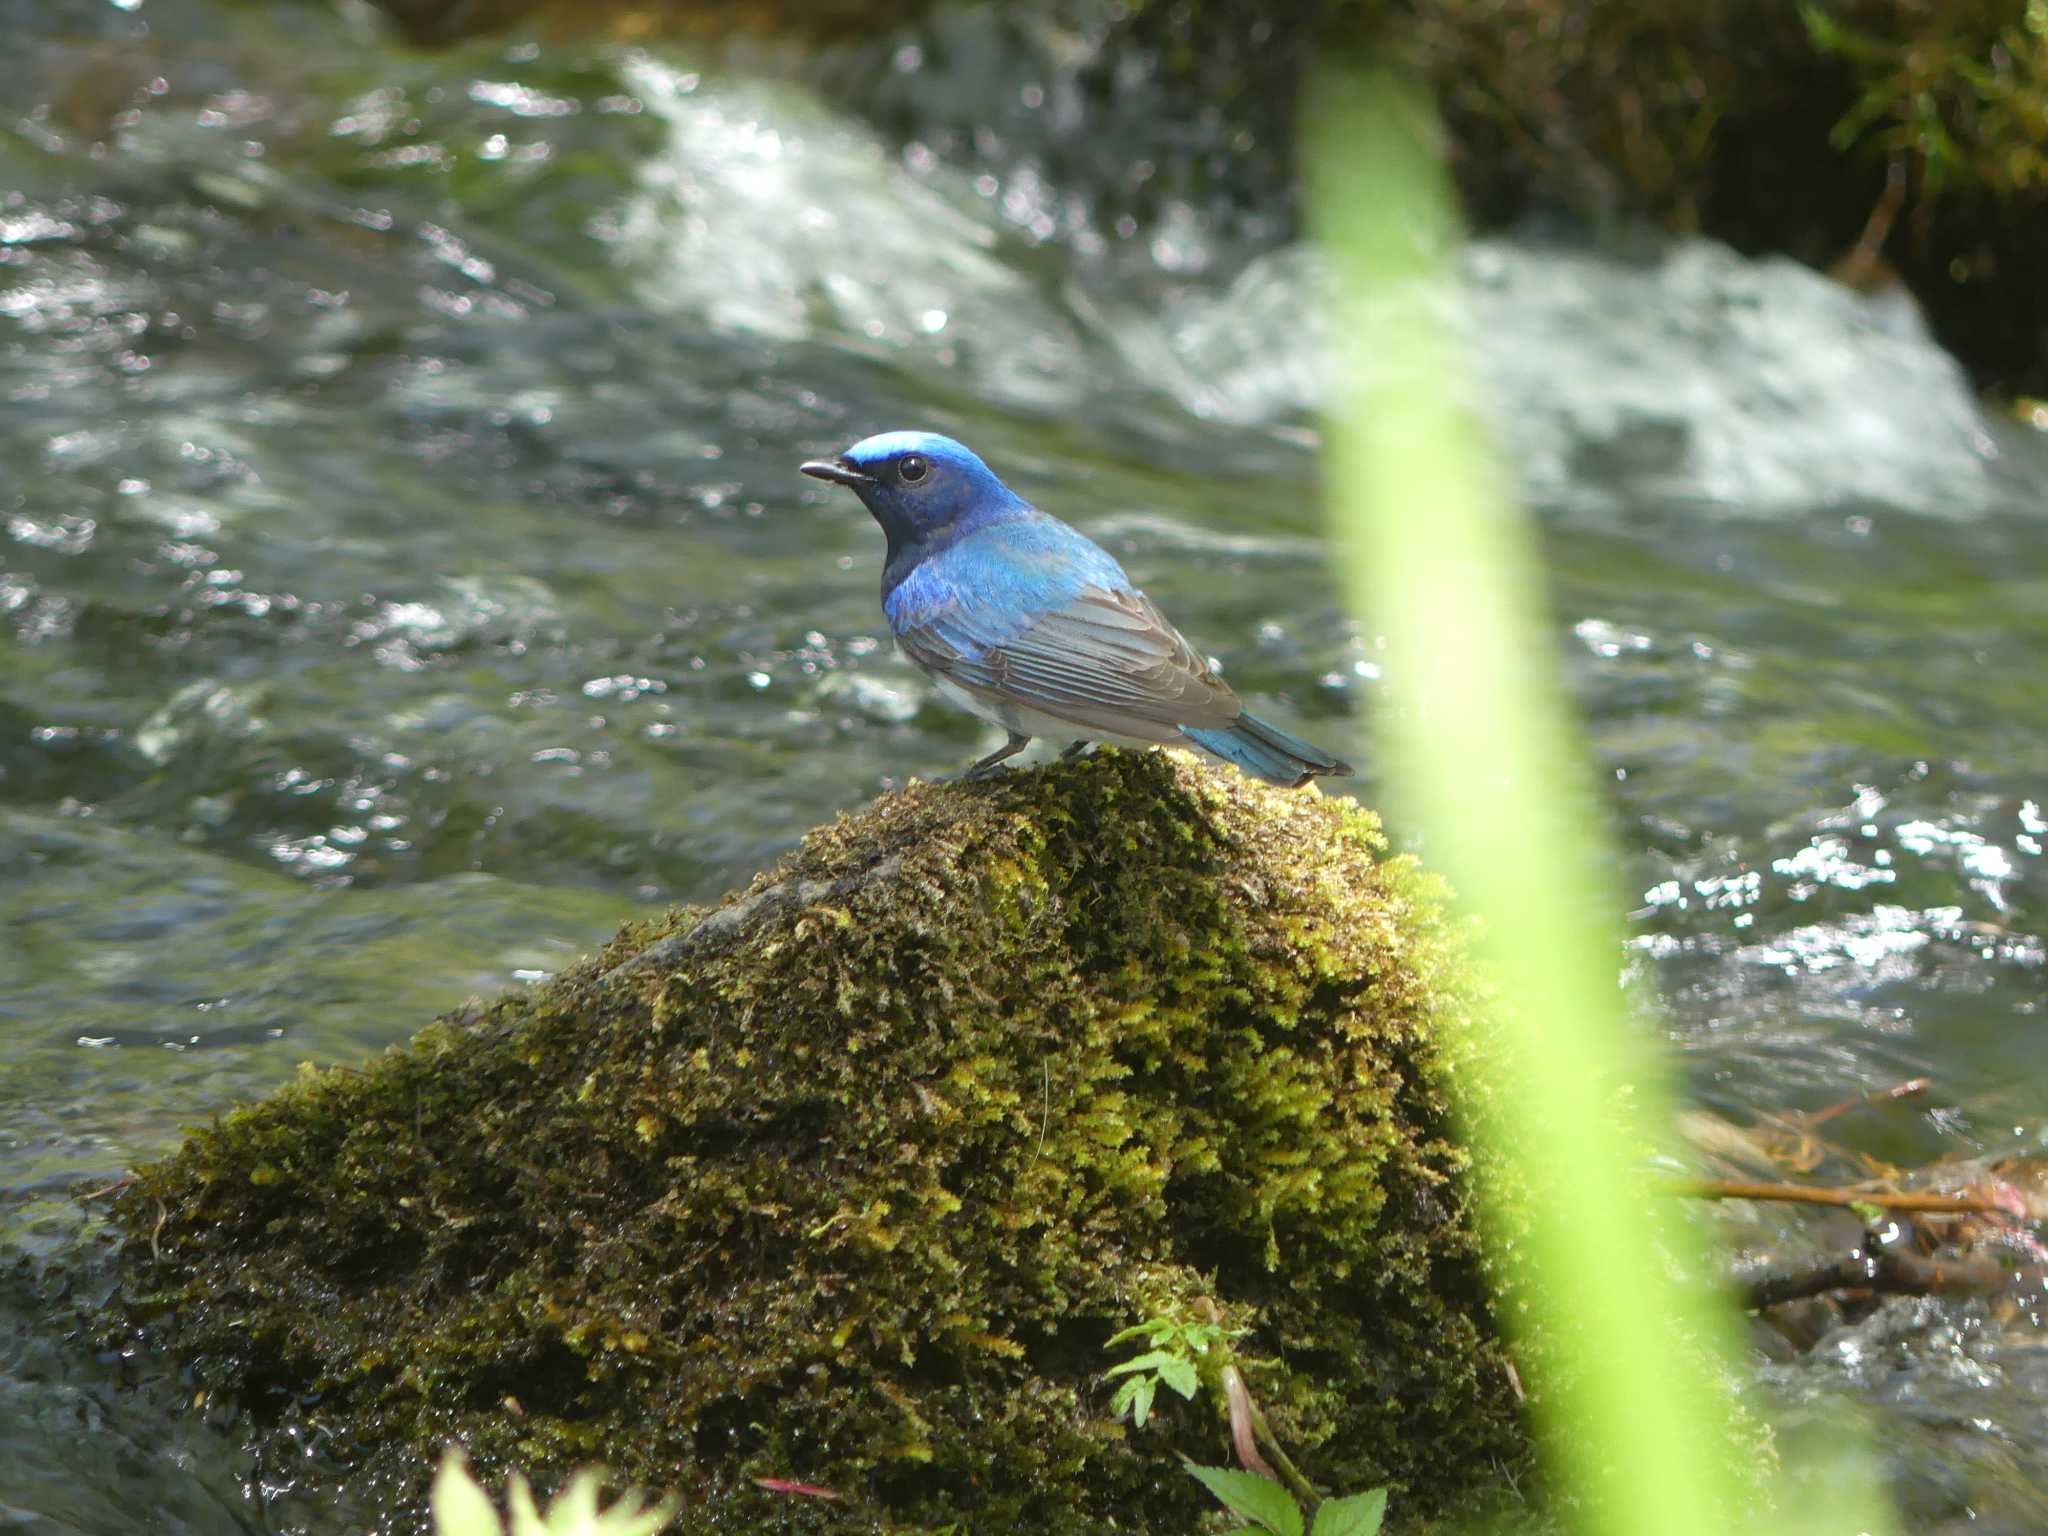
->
[3, 1, 2046, 1530]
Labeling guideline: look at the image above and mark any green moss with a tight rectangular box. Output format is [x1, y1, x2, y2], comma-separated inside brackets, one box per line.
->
[112, 749, 1527, 1533]
[1805, 1, 2048, 204]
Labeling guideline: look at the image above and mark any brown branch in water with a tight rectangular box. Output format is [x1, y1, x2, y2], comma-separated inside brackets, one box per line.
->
[1798, 1075, 1933, 1129]
[1738, 1246, 2020, 1310]
[1666, 1178, 2014, 1217]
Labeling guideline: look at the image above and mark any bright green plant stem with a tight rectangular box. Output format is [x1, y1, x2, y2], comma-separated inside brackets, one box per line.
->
[1309, 72, 1750, 1535]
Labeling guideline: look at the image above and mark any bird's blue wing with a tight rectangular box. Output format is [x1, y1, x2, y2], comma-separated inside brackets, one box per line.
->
[898, 582, 1244, 739]
[883, 512, 1244, 739]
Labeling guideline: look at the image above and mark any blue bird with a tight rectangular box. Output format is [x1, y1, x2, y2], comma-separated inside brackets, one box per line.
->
[800, 431, 1352, 789]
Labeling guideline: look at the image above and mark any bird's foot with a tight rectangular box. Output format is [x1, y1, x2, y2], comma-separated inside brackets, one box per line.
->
[1058, 740, 1093, 761]
[960, 731, 1032, 781]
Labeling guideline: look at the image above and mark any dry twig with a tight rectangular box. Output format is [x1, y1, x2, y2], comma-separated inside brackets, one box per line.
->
[1668, 1177, 2015, 1217]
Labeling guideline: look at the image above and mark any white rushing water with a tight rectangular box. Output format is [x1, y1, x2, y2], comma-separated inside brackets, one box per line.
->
[614, 50, 2024, 523]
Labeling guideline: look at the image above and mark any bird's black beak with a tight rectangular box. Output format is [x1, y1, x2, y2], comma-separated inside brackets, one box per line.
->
[799, 456, 875, 488]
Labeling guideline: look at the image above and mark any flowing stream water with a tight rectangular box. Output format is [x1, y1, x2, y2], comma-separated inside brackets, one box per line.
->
[4, 2, 2047, 1531]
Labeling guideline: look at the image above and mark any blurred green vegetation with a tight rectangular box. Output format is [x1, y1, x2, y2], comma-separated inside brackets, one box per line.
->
[1807, 0, 2048, 202]
[1313, 65, 1891, 1536]
[1313, 67, 1754, 1536]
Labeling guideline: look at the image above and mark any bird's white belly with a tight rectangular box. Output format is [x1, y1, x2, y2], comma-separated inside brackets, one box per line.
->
[926, 674, 1167, 750]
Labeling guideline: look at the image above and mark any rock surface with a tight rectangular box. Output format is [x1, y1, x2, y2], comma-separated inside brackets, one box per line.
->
[114, 750, 1527, 1533]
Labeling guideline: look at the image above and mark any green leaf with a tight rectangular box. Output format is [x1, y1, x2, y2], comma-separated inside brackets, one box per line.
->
[1182, 1463, 1302, 1536]
[505, 1476, 543, 1536]
[1112, 1373, 1157, 1427]
[433, 1453, 504, 1536]
[1800, 2, 1886, 62]
[1155, 1355, 1200, 1398]
[1309, 1488, 1389, 1536]
[1105, 1348, 1180, 1378]
[514, 1469, 677, 1536]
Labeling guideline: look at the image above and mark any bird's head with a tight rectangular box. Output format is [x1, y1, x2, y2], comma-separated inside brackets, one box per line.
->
[801, 431, 1028, 556]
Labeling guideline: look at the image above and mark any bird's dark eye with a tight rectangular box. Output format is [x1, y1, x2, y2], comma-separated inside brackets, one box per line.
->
[898, 454, 929, 485]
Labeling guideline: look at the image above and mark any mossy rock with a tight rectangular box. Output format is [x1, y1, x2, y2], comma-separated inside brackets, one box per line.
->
[112, 749, 1527, 1532]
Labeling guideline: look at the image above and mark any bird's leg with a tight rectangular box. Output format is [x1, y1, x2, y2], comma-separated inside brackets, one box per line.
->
[1058, 740, 1092, 760]
[963, 731, 1031, 780]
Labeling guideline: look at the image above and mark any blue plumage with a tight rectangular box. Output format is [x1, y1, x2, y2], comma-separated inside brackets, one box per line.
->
[800, 432, 1352, 789]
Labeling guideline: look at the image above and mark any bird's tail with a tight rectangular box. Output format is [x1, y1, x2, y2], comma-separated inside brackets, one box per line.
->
[1184, 712, 1353, 789]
